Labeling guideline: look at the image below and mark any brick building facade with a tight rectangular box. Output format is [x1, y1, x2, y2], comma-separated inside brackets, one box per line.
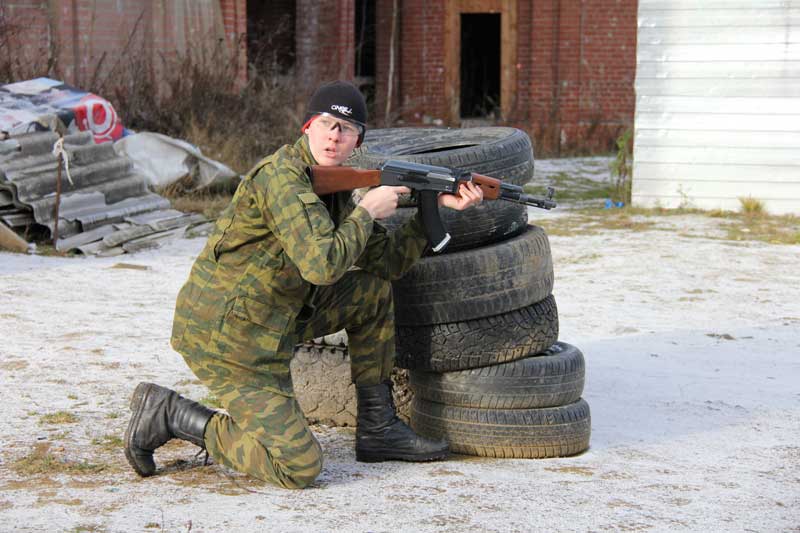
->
[2, 0, 636, 155]
[1, 0, 247, 90]
[374, 0, 638, 154]
[263, 0, 637, 154]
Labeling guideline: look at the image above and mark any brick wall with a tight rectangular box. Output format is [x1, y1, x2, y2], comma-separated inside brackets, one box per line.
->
[4, 0, 635, 155]
[1, 0, 248, 90]
[372, 0, 637, 155]
[524, 0, 638, 154]
[1, 1, 55, 79]
[374, 0, 447, 126]
[296, 0, 355, 98]
[220, 0, 248, 87]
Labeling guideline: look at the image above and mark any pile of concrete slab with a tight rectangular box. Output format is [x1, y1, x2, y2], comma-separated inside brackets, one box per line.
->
[0, 130, 209, 255]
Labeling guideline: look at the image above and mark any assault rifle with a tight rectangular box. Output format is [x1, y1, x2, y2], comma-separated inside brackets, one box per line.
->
[310, 159, 556, 253]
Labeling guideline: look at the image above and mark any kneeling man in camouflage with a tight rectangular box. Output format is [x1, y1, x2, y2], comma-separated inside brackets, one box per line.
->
[124, 81, 483, 488]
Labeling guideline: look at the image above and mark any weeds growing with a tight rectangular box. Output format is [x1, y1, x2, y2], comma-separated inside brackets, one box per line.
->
[159, 187, 233, 220]
[525, 174, 615, 202]
[3, 16, 301, 176]
[12, 443, 107, 476]
[70, 525, 106, 533]
[539, 209, 658, 237]
[91, 435, 123, 452]
[0, 7, 57, 82]
[539, 206, 800, 245]
[39, 411, 78, 425]
[609, 129, 633, 204]
[725, 212, 800, 245]
[105, 46, 301, 176]
[738, 196, 766, 216]
[531, 168, 799, 245]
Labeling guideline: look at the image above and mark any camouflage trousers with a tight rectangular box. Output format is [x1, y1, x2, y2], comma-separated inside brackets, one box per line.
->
[182, 270, 395, 489]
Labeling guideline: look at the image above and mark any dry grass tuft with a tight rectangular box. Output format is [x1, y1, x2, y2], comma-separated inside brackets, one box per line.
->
[12, 443, 108, 476]
[105, 44, 301, 175]
[39, 411, 78, 425]
[539, 209, 659, 237]
[722, 213, 800, 245]
[160, 189, 233, 221]
[91, 435, 123, 452]
[540, 206, 800, 245]
[739, 196, 766, 216]
[71, 525, 107, 533]
[0, 8, 56, 82]
[152, 168, 234, 219]
[4, 22, 300, 192]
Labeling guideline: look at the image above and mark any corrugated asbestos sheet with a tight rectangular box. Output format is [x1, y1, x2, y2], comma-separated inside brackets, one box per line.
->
[632, 0, 800, 215]
[0, 130, 210, 255]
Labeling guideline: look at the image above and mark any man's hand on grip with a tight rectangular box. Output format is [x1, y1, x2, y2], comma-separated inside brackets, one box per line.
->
[359, 186, 411, 220]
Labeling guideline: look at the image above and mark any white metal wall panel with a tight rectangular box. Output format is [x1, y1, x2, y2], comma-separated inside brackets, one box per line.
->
[632, 1, 800, 214]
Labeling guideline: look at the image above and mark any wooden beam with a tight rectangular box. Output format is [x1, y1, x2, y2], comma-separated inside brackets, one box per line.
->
[0, 222, 30, 254]
[444, 3, 460, 125]
[460, 0, 502, 12]
[501, 0, 517, 121]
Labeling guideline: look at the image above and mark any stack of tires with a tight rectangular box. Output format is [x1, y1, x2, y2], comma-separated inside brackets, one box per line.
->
[351, 127, 591, 459]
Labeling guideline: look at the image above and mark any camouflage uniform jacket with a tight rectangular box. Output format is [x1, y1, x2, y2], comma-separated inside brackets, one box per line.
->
[170, 136, 428, 395]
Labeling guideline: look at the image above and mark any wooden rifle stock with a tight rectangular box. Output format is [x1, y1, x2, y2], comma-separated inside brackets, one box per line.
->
[310, 166, 383, 195]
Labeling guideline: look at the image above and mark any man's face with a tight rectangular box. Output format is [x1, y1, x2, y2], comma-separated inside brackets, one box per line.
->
[305, 114, 361, 166]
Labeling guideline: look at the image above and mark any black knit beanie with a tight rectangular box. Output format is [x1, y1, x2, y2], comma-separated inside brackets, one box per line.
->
[303, 80, 367, 144]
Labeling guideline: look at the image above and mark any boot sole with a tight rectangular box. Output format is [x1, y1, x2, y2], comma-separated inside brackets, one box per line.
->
[355, 449, 449, 463]
[123, 382, 155, 477]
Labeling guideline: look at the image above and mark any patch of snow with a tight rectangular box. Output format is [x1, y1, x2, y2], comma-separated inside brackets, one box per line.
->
[1, 161, 798, 532]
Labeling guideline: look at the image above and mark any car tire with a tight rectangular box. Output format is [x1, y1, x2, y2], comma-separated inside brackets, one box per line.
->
[396, 295, 559, 372]
[410, 397, 591, 459]
[394, 224, 553, 326]
[349, 126, 534, 207]
[409, 341, 584, 408]
[379, 200, 528, 255]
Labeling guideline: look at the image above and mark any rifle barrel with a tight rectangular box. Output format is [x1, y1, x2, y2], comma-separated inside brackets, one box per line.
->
[499, 182, 524, 193]
[519, 193, 557, 209]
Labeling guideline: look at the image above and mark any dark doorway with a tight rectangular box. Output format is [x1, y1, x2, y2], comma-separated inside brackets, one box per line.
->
[355, 0, 376, 113]
[460, 13, 501, 118]
[355, 0, 376, 78]
[247, 1, 295, 75]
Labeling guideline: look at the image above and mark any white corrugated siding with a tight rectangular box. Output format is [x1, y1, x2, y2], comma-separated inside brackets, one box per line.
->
[632, 0, 800, 214]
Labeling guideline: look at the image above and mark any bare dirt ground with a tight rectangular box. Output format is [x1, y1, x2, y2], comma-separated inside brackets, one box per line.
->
[1, 159, 799, 532]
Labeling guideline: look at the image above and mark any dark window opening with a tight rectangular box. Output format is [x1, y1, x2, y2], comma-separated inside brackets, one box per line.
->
[460, 13, 500, 118]
[355, 0, 376, 78]
[355, 0, 376, 115]
[247, 1, 295, 75]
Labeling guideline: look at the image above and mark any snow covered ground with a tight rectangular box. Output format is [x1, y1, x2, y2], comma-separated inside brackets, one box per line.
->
[1, 158, 798, 532]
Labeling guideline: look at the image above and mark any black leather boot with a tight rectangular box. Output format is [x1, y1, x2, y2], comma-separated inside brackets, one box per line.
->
[124, 382, 215, 477]
[355, 379, 449, 463]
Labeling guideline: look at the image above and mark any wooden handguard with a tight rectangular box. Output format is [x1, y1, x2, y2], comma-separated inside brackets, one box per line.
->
[310, 166, 382, 195]
[469, 173, 503, 200]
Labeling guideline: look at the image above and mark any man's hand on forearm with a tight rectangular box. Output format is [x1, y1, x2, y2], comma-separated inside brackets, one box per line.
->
[438, 181, 484, 210]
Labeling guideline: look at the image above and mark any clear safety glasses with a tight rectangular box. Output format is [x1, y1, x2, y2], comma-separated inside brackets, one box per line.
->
[314, 113, 363, 139]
